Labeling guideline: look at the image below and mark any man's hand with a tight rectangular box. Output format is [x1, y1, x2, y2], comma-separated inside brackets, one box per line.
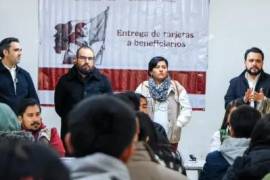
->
[243, 88, 254, 103]
[254, 88, 265, 102]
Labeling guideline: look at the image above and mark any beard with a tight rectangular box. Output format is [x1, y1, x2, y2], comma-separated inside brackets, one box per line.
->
[246, 67, 262, 76]
[77, 64, 92, 75]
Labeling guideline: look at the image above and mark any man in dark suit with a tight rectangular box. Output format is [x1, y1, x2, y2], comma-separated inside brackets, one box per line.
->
[224, 47, 270, 108]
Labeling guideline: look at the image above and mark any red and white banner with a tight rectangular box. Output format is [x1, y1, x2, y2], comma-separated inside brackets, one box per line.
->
[38, 0, 209, 110]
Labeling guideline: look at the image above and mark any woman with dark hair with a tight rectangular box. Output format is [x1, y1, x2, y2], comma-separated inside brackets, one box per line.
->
[127, 112, 187, 180]
[136, 112, 186, 174]
[223, 114, 270, 180]
[209, 100, 243, 152]
[135, 56, 192, 151]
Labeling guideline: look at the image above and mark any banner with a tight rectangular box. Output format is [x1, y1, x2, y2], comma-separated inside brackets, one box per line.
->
[39, 0, 209, 110]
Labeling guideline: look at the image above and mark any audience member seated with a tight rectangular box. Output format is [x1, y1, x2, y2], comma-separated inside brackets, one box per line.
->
[136, 111, 186, 173]
[200, 105, 261, 180]
[136, 93, 169, 144]
[64, 95, 136, 180]
[127, 111, 187, 180]
[115, 92, 169, 144]
[18, 98, 65, 156]
[0, 102, 33, 142]
[223, 113, 270, 180]
[0, 139, 70, 180]
[209, 100, 243, 152]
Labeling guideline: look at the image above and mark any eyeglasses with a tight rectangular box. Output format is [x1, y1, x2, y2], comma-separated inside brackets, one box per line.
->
[78, 56, 95, 61]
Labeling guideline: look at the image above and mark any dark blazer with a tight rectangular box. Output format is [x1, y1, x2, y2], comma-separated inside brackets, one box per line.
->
[0, 60, 39, 114]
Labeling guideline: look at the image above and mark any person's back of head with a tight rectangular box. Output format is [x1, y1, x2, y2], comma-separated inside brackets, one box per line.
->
[222, 99, 244, 129]
[0, 139, 70, 180]
[136, 112, 185, 173]
[250, 113, 270, 148]
[136, 112, 158, 145]
[0, 103, 20, 131]
[233, 114, 270, 180]
[229, 105, 261, 138]
[66, 95, 136, 162]
[114, 91, 140, 111]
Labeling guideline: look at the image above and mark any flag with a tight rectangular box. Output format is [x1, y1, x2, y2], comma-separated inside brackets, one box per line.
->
[54, 7, 109, 64]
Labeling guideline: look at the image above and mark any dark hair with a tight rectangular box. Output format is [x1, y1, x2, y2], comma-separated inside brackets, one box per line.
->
[0, 140, 70, 180]
[136, 112, 185, 174]
[148, 56, 168, 76]
[229, 105, 261, 138]
[244, 47, 264, 61]
[221, 100, 244, 129]
[75, 45, 94, 58]
[136, 93, 146, 100]
[67, 95, 136, 158]
[18, 98, 41, 117]
[235, 114, 270, 180]
[114, 91, 140, 111]
[249, 113, 270, 149]
[136, 112, 158, 145]
[0, 37, 19, 58]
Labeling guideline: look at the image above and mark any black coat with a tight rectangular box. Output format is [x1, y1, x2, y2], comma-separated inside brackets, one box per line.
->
[224, 70, 270, 108]
[54, 66, 112, 138]
[0, 61, 39, 114]
[223, 146, 270, 180]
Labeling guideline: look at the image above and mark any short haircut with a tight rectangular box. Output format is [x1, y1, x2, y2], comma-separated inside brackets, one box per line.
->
[67, 95, 136, 158]
[249, 113, 270, 149]
[148, 56, 168, 76]
[0, 140, 70, 179]
[244, 47, 264, 61]
[229, 105, 261, 138]
[114, 91, 140, 111]
[17, 98, 41, 117]
[0, 37, 19, 58]
[75, 45, 95, 58]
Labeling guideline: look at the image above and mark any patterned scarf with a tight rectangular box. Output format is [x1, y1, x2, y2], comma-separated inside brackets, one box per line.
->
[149, 77, 171, 102]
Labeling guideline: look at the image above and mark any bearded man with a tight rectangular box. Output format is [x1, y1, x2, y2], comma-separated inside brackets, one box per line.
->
[54, 46, 112, 140]
[224, 47, 270, 108]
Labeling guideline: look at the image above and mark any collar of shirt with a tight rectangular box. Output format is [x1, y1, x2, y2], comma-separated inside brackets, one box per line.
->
[245, 72, 260, 89]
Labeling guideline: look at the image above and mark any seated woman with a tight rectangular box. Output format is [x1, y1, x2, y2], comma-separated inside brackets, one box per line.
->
[135, 111, 186, 174]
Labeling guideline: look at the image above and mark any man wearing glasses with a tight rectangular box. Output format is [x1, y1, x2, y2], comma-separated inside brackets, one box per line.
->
[55, 46, 112, 141]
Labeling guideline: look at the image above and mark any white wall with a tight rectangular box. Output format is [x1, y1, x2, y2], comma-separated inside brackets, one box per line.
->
[1, 0, 270, 159]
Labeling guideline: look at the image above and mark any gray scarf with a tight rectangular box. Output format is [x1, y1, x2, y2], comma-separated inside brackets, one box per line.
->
[148, 77, 171, 102]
